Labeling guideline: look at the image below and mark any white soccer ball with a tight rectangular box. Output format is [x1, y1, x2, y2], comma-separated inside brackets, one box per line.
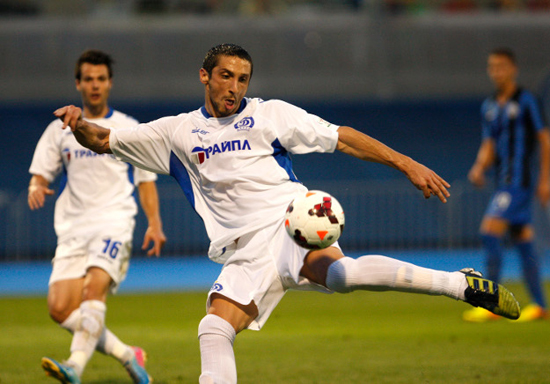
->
[284, 190, 345, 250]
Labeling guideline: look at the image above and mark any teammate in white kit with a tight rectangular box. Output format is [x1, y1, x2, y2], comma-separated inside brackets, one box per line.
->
[54, 44, 520, 383]
[29, 50, 165, 384]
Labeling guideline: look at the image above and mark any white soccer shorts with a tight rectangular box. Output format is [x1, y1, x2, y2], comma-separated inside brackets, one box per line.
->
[49, 220, 135, 294]
[206, 218, 337, 331]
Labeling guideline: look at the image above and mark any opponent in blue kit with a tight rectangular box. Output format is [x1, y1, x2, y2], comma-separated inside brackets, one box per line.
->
[464, 48, 550, 322]
[55, 44, 520, 383]
[29, 50, 166, 383]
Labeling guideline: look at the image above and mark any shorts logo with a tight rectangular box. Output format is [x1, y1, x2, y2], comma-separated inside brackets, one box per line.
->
[211, 282, 223, 292]
[234, 116, 254, 131]
[491, 191, 512, 212]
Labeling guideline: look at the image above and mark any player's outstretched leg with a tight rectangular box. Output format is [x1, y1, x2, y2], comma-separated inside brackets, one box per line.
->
[124, 346, 153, 384]
[324, 256, 520, 320]
[41, 357, 81, 384]
[461, 268, 520, 320]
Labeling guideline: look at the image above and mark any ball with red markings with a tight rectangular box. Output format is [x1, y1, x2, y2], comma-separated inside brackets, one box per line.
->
[284, 190, 345, 250]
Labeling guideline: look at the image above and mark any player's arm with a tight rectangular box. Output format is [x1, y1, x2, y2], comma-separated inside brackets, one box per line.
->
[537, 128, 550, 206]
[138, 181, 166, 257]
[54, 105, 112, 154]
[468, 137, 495, 188]
[336, 125, 450, 203]
[28, 174, 54, 210]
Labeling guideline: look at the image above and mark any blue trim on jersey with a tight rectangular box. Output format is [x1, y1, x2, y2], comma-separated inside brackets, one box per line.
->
[126, 163, 135, 185]
[58, 166, 68, 197]
[169, 151, 196, 209]
[126, 163, 138, 200]
[271, 139, 299, 182]
[105, 107, 114, 119]
[200, 99, 248, 118]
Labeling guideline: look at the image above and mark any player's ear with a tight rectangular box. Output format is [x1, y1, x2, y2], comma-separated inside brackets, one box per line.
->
[75, 79, 81, 92]
[199, 68, 210, 85]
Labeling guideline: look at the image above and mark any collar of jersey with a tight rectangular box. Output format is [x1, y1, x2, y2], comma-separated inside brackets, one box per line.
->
[200, 98, 247, 119]
[83, 107, 114, 120]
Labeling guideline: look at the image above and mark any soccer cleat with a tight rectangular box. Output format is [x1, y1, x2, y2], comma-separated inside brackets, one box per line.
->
[124, 346, 153, 384]
[460, 268, 520, 320]
[462, 306, 501, 322]
[514, 303, 548, 322]
[41, 357, 81, 384]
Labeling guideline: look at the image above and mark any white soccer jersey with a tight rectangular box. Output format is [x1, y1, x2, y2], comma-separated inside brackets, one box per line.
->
[29, 109, 157, 242]
[110, 98, 339, 262]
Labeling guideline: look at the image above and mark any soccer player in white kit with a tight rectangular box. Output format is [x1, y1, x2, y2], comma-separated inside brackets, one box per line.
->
[29, 50, 165, 384]
[54, 44, 520, 383]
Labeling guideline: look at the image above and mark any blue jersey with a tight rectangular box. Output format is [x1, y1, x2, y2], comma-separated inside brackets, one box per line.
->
[481, 88, 546, 189]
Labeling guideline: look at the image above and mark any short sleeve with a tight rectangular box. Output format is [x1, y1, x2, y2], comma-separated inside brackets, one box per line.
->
[522, 91, 546, 132]
[110, 117, 175, 175]
[480, 99, 493, 140]
[266, 100, 339, 154]
[29, 120, 63, 183]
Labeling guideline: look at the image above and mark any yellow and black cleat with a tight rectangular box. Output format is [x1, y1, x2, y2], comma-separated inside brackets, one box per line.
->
[461, 268, 520, 320]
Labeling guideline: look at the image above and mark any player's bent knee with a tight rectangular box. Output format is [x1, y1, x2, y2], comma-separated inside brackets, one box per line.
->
[48, 303, 74, 324]
[325, 257, 356, 293]
[198, 314, 236, 342]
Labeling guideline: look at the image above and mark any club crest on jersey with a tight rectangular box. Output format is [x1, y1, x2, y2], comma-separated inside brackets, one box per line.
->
[234, 116, 254, 131]
[191, 140, 252, 164]
[506, 102, 520, 119]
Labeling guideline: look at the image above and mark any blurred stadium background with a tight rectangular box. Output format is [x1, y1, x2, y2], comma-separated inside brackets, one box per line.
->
[2, 0, 550, 281]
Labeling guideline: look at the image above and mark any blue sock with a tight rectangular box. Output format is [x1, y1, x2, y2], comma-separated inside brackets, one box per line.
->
[481, 234, 503, 282]
[516, 241, 547, 308]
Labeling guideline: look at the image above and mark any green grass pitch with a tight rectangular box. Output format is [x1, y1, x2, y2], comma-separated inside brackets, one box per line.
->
[1, 283, 549, 383]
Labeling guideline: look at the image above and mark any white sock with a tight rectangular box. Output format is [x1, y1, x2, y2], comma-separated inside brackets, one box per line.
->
[96, 328, 134, 364]
[60, 308, 133, 364]
[60, 309, 81, 332]
[326, 256, 467, 300]
[67, 300, 106, 376]
[198, 314, 237, 384]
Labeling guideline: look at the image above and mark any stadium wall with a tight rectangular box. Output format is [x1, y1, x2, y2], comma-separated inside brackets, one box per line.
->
[3, 12, 550, 260]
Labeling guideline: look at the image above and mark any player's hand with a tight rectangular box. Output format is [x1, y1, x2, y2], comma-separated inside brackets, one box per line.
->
[537, 179, 550, 207]
[404, 159, 451, 203]
[142, 225, 167, 257]
[468, 164, 486, 187]
[28, 184, 54, 210]
[54, 105, 83, 131]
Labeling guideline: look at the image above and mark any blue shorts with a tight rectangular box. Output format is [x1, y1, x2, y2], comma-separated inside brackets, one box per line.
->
[484, 187, 532, 225]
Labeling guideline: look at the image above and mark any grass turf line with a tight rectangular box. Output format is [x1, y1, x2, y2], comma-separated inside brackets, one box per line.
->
[1, 283, 549, 383]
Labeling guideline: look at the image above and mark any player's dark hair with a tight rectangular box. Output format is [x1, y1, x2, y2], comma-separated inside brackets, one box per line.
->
[490, 47, 516, 65]
[75, 49, 114, 80]
[202, 43, 253, 78]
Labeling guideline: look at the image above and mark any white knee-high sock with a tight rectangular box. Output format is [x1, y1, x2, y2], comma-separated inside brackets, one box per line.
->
[198, 314, 237, 384]
[67, 300, 106, 376]
[61, 308, 133, 364]
[326, 256, 467, 300]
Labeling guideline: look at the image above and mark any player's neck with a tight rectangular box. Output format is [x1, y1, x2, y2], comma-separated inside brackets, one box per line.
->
[495, 82, 517, 104]
[83, 104, 110, 119]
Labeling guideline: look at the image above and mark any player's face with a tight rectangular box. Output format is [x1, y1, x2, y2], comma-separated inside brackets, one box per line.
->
[487, 54, 517, 90]
[200, 55, 251, 118]
[76, 63, 112, 118]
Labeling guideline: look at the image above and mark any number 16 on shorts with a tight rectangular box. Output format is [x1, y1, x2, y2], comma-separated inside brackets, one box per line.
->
[102, 238, 122, 259]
